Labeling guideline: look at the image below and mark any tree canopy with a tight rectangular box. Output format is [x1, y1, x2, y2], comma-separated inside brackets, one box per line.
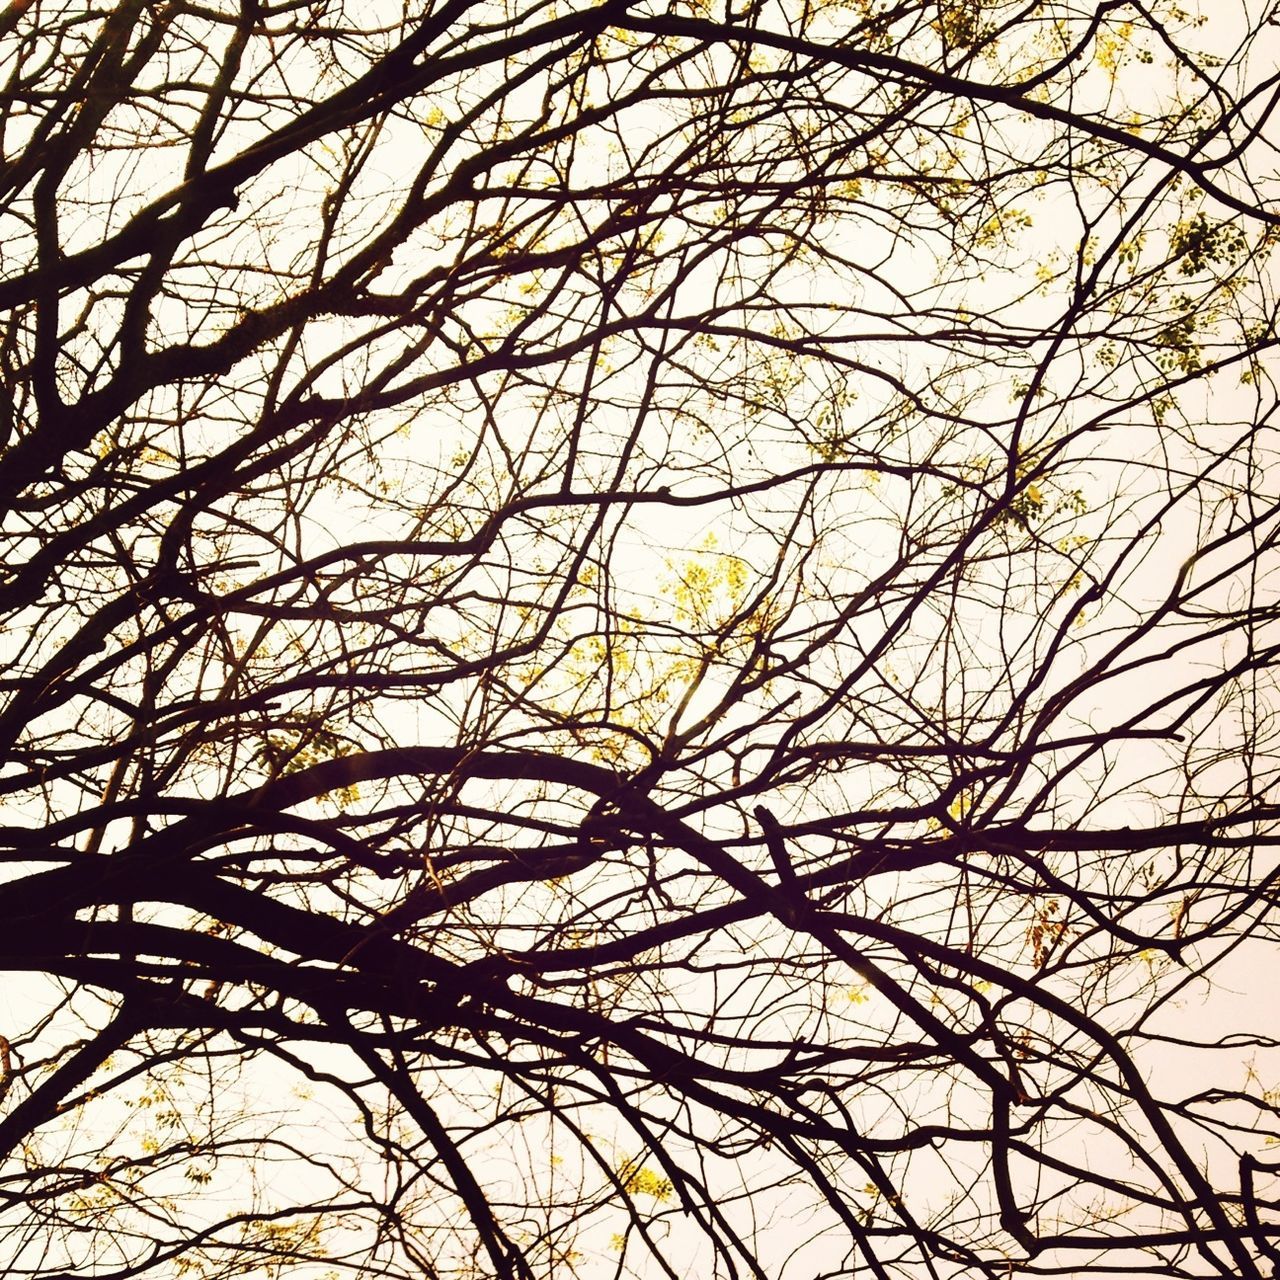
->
[1, 1, 1279, 1277]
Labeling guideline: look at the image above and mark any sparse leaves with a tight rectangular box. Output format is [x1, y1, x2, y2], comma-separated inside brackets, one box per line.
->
[0, 4, 1277, 1280]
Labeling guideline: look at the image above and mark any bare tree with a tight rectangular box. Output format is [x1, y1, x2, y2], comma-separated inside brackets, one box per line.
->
[0, 1, 1278, 1276]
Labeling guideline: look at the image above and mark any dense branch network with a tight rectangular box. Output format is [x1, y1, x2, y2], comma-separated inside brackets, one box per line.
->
[0, 1, 1278, 1278]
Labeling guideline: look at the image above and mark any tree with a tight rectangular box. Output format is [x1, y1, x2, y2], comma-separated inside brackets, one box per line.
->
[0, 0, 1277, 1275]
